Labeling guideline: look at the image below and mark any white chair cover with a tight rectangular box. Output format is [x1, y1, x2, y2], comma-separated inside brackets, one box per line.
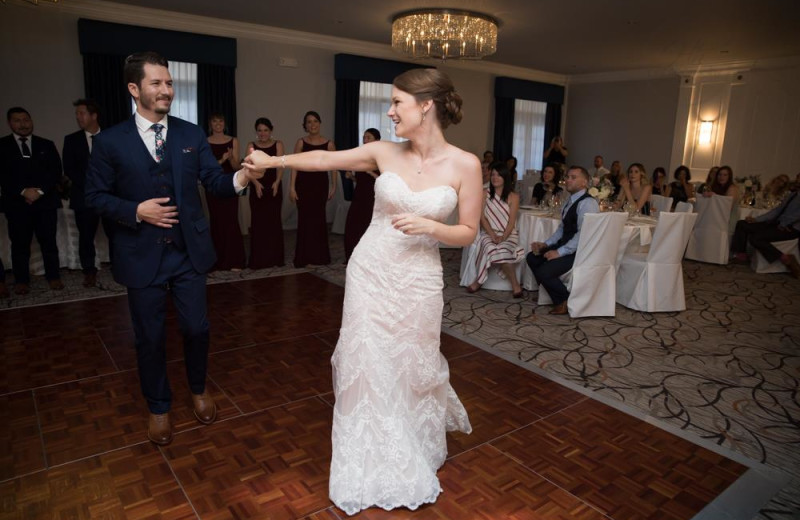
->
[751, 239, 800, 274]
[675, 201, 694, 213]
[684, 195, 733, 264]
[537, 212, 627, 317]
[650, 194, 673, 214]
[617, 212, 698, 312]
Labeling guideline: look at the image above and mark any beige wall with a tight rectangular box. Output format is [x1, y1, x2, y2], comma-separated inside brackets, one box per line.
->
[564, 77, 681, 176]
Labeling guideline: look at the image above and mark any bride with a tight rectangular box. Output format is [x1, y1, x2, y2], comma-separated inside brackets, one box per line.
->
[244, 68, 481, 515]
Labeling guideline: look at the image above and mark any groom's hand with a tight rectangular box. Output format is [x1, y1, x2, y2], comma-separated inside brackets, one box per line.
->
[137, 197, 178, 228]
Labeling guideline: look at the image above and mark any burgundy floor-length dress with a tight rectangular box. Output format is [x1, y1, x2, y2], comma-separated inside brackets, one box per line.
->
[344, 170, 379, 261]
[207, 140, 246, 270]
[294, 139, 331, 267]
[249, 142, 284, 268]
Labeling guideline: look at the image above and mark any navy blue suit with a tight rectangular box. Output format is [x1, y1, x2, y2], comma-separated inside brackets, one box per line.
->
[63, 129, 113, 274]
[86, 115, 237, 413]
[0, 134, 63, 284]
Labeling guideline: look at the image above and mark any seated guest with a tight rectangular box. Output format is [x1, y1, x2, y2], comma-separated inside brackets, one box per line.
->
[665, 165, 694, 209]
[0, 107, 63, 295]
[615, 163, 651, 215]
[651, 167, 667, 195]
[731, 183, 800, 278]
[526, 166, 599, 315]
[603, 160, 624, 200]
[483, 150, 494, 164]
[589, 155, 609, 184]
[696, 166, 718, 195]
[506, 155, 518, 178]
[704, 165, 739, 201]
[467, 162, 524, 296]
[531, 164, 562, 205]
[480, 160, 490, 190]
[761, 174, 790, 206]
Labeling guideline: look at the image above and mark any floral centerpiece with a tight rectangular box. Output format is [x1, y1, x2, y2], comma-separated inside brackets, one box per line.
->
[735, 174, 761, 192]
[588, 179, 613, 201]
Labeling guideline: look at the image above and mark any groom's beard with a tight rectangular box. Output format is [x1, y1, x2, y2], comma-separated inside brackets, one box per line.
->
[139, 92, 173, 115]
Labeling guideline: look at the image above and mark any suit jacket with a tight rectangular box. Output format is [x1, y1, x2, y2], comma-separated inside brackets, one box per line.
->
[62, 129, 92, 211]
[86, 115, 237, 288]
[0, 134, 63, 213]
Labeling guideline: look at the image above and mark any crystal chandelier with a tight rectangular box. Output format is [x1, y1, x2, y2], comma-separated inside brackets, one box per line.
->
[392, 9, 498, 60]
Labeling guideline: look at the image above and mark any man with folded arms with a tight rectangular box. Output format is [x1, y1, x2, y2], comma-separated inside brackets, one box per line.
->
[731, 182, 800, 278]
[0, 107, 64, 295]
[526, 166, 599, 315]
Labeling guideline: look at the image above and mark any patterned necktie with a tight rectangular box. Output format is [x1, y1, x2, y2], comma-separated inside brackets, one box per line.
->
[19, 137, 31, 158]
[151, 123, 165, 163]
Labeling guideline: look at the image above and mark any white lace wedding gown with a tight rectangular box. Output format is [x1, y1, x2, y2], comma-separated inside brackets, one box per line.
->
[329, 171, 472, 515]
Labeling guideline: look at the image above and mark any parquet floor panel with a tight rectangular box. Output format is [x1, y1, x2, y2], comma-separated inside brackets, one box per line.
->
[0, 391, 44, 481]
[36, 363, 240, 466]
[161, 397, 333, 520]
[491, 398, 746, 519]
[0, 443, 195, 520]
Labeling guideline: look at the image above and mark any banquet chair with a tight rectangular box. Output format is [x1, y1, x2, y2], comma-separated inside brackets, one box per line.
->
[616, 212, 698, 312]
[684, 195, 733, 264]
[675, 201, 693, 213]
[751, 239, 800, 274]
[650, 194, 673, 214]
[537, 212, 628, 317]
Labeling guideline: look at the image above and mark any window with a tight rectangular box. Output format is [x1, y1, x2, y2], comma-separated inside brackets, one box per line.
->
[512, 99, 547, 176]
[131, 61, 198, 124]
[359, 81, 404, 142]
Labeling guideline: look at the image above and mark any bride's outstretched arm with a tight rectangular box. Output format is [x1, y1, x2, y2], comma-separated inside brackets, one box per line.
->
[244, 141, 383, 175]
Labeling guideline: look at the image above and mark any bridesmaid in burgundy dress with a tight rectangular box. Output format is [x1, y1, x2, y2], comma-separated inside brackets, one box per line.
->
[207, 113, 246, 270]
[290, 111, 336, 267]
[247, 117, 285, 268]
[344, 128, 381, 261]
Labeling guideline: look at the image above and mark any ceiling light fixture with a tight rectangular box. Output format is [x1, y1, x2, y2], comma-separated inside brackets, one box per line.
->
[391, 9, 498, 60]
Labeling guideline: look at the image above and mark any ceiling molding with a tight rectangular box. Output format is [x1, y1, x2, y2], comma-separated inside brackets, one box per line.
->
[13, 0, 567, 85]
[568, 67, 680, 85]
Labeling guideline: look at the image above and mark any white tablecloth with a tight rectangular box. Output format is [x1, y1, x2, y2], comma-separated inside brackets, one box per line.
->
[1, 207, 110, 276]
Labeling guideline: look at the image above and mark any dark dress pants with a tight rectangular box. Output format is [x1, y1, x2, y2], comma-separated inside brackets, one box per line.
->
[74, 209, 99, 274]
[126, 244, 209, 414]
[732, 220, 800, 263]
[6, 208, 60, 283]
[526, 251, 575, 305]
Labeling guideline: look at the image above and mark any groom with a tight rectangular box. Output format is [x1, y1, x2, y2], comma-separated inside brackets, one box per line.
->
[87, 51, 262, 445]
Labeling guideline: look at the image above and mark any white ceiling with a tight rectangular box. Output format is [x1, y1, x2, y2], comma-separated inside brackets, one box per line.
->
[104, 0, 800, 75]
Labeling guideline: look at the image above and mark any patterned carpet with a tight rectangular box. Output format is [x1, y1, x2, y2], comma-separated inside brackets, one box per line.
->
[2, 231, 798, 519]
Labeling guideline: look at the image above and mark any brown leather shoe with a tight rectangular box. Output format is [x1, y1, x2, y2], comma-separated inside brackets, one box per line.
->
[0, 282, 8, 298]
[192, 390, 216, 424]
[784, 255, 800, 279]
[549, 301, 569, 315]
[14, 283, 30, 295]
[148, 413, 173, 445]
[48, 279, 64, 291]
[82, 273, 97, 287]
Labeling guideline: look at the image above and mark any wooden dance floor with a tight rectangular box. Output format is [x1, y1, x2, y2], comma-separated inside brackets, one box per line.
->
[0, 273, 748, 519]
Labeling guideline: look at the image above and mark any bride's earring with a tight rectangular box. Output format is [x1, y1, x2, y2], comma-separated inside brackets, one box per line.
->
[420, 110, 426, 126]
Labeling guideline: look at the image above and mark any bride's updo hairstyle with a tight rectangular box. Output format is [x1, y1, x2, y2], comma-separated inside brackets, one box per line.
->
[393, 68, 463, 129]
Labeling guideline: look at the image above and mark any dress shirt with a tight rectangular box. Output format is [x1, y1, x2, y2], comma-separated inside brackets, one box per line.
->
[133, 110, 247, 193]
[545, 189, 600, 257]
[755, 191, 800, 231]
[85, 129, 100, 153]
[12, 132, 32, 156]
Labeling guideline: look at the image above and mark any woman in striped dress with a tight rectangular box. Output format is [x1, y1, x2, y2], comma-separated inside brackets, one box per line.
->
[467, 162, 524, 297]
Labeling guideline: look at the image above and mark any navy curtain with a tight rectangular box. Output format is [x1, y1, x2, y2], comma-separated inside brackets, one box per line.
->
[334, 54, 428, 200]
[493, 77, 565, 167]
[198, 64, 237, 137]
[82, 54, 130, 128]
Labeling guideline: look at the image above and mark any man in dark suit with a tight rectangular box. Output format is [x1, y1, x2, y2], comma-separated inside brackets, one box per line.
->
[63, 98, 107, 287]
[87, 52, 262, 445]
[0, 107, 64, 295]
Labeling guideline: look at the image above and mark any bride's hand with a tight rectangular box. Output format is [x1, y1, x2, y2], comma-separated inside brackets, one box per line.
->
[392, 214, 432, 235]
[242, 149, 271, 175]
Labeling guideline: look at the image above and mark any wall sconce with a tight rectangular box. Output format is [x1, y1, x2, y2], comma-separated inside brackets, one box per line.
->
[698, 120, 714, 145]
